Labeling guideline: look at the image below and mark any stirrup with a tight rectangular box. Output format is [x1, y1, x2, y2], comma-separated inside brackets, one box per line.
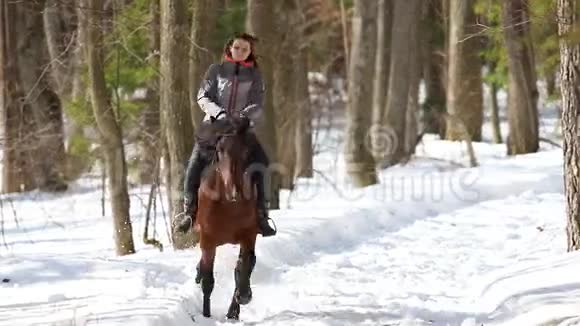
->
[259, 216, 277, 236]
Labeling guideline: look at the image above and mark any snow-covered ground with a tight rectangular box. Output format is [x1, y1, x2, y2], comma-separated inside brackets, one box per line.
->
[1, 102, 577, 325]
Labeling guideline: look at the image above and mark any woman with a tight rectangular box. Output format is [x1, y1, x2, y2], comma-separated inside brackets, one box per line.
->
[177, 33, 276, 237]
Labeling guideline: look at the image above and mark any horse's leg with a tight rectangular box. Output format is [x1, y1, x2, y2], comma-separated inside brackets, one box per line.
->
[199, 246, 216, 318]
[226, 238, 257, 320]
[235, 238, 256, 305]
[226, 249, 243, 320]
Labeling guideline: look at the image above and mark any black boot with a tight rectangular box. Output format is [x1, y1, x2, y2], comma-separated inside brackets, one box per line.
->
[254, 170, 276, 237]
[247, 133, 276, 237]
[257, 201, 276, 237]
[175, 198, 197, 233]
[176, 143, 207, 233]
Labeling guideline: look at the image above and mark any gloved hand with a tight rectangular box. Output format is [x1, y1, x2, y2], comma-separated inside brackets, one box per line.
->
[233, 114, 250, 134]
[210, 110, 227, 123]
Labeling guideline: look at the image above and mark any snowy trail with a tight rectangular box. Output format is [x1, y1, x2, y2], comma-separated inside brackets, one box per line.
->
[159, 151, 567, 325]
[212, 192, 561, 325]
[241, 192, 565, 325]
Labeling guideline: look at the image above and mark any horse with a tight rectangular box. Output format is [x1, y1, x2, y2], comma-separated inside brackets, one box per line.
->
[193, 117, 260, 320]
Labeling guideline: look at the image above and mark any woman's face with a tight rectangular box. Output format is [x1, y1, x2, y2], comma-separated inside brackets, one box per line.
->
[230, 39, 251, 61]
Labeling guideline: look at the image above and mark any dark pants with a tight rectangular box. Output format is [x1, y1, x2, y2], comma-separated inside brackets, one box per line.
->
[246, 133, 270, 206]
[183, 132, 270, 212]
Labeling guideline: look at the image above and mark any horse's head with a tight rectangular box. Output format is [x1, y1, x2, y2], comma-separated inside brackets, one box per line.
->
[215, 117, 251, 202]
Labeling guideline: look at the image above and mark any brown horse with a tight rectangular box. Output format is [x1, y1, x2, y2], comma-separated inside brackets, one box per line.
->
[193, 118, 260, 320]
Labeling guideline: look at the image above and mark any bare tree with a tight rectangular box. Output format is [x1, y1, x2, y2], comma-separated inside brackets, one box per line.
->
[43, 0, 77, 97]
[422, 0, 446, 137]
[294, 48, 313, 178]
[44, 0, 90, 181]
[274, 0, 300, 189]
[137, 0, 161, 185]
[0, 0, 36, 193]
[189, 0, 220, 129]
[247, 0, 282, 208]
[293, 0, 313, 179]
[81, 0, 135, 255]
[557, 0, 580, 251]
[446, 0, 483, 142]
[371, 0, 393, 158]
[63, 0, 94, 181]
[405, 5, 423, 157]
[294, 52, 313, 179]
[382, 0, 422, 167]
[160, 0, 196, 249]
[488, 61, 503, 144]
[16, 0, 67, 192]
[503, 0, 539, 155]
[344, 0, 378, 186]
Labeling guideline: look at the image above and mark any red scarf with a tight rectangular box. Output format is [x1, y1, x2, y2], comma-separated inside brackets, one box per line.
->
[224, 54, 254, 67]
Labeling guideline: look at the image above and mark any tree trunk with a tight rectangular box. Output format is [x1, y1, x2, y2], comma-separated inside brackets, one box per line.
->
[82, 0, 135, 256]
[294, 46, 313, 179]
[43, 0, 77, 97]
[489, 62, 503, 144]
[382, 0, 422, 167]
[546, 70, 556, 99]
[247, 0, 281, 208]
[137, 0, 161, 185]
[160, 0, 196, 249]
[294, 0, 312, 179]
[0, 0, 36, 193]
[422, 0, 446, 138]
[503, 0, 539, 155]
[446, 0, 483, 142]
[43, 0, 67, 94]
[557, 0, 580, 251]
[189, 0, 220, 129]
[64, 0, 92, 181]
[371, 0, 393, 159]
[344, 0, 378, 186]
[17, 0, 68, 192]
[491, 83, 503, 144]
[44, 0, 85, 182]
[274, 0, 299, 189]
[405, 8, 422, 157]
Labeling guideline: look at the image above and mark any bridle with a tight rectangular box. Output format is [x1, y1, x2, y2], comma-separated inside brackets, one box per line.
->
[213, 132, 248, 202]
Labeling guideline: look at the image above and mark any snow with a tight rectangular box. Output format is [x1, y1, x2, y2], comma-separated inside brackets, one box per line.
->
[2, 103, 579, 325]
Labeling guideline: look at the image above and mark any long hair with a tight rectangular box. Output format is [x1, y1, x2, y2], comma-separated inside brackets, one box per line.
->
[223, 33, 259, 67]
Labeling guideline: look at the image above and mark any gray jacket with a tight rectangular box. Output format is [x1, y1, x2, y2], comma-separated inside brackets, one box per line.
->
[196, 61, 264, 123]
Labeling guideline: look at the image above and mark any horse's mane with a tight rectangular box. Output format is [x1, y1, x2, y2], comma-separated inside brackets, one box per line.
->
[196, 118, 250, 147]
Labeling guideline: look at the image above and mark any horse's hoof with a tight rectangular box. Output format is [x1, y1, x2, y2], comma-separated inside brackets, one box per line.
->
[226, 313, 239, 321]
[235, 289, 252, 305]
[237, 294, 251, 305]
[203, 312, 211, 318]
[195, 274, 201, 284]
